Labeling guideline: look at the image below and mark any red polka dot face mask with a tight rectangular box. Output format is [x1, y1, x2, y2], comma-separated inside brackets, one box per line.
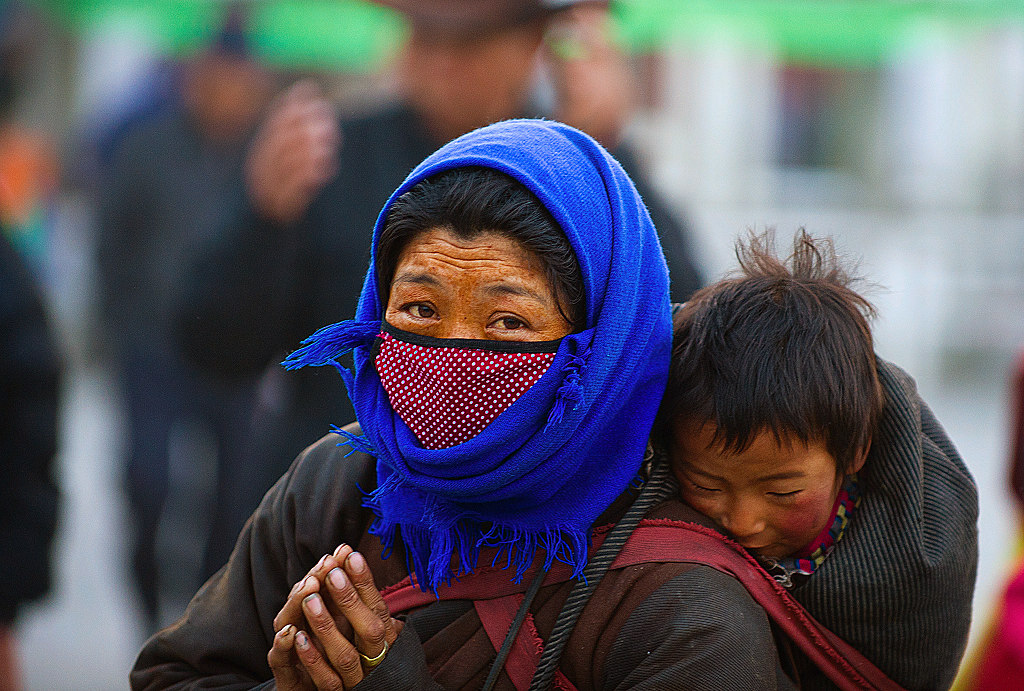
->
[374, 324, 561, 449]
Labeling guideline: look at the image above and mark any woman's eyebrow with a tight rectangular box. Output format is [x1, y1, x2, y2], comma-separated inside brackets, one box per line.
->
[391, 271, 441, 287]
[484, 282, 550, 303]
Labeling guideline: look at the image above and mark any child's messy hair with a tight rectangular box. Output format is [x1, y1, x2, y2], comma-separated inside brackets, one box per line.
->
[660, 229, 884, 475]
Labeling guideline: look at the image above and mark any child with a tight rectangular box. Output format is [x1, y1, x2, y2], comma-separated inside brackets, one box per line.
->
[660, 230, 978, 690]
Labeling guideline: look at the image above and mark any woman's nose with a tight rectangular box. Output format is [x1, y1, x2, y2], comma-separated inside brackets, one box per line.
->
[437, 316, 486, 340]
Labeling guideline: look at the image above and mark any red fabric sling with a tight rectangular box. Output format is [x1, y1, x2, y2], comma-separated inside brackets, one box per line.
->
[382, 519, 905, 691]
[473, 596, 576, 691]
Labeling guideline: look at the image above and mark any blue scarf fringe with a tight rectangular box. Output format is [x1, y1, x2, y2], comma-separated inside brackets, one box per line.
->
[364, 471, 590, 590]
[330, 426, 375, 457]
[281, 319, 379, 371]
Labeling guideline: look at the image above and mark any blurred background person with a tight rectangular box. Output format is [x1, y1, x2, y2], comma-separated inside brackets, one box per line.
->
[0, 230, 62, 691]
[177, 0, 706, 578]
[93, 6, 275, 630]
[0, 8, 62, 687]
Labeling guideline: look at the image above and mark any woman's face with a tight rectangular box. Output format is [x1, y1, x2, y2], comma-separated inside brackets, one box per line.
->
[384, 228, 573, 341]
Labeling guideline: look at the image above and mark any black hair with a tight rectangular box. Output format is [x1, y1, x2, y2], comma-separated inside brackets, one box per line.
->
[376, 166, 585, 330]
[660, 229, 884, 475]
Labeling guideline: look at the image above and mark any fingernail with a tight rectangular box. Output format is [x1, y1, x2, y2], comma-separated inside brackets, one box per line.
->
[315, 554, 327, 570]
[328, 567, 347, 590]
[303, 575, 317, 591]
[304, 593, 323, 616]
[278, 624, 295, 638]
[295, 630, 310, 650]
[333, 543, 349, 558]
[347, 552, 367, 574]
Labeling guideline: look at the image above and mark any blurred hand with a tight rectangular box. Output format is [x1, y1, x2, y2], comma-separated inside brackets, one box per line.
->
[544, 4, 633, 149]
[246, 80, 340, 226]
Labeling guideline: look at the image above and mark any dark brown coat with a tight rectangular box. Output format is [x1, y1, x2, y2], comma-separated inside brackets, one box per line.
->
[131, 433, 794, 690]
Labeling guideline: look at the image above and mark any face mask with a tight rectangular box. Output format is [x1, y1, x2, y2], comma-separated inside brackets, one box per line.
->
[374, 324, 561, 449]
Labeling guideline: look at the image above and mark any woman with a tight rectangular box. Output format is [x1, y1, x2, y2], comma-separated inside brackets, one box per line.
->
[131, 120, 791, 689]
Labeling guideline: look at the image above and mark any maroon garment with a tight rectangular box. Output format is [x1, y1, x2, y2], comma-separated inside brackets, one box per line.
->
[385, 518, 903, 690]
[970, 563, 1024, 691]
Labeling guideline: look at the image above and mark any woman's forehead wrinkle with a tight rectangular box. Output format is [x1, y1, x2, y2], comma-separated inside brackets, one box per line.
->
[391, 271, 441, 287]
[483, 282, 548, 303]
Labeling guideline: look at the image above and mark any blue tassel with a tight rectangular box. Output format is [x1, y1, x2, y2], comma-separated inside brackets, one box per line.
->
[402, 524, 434, 591]
[364, 471, 405, 509]
[363, 473, 406, 562]
[477, 523, 590, 583]
[281, 319, 380, 371]
[330, 426, 375, 457]
[368, 484, 593, 590]
[367, 515, 398, 561]
[545, 347, 590, 429]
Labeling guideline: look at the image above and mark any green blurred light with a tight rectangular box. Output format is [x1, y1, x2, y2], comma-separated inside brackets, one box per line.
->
[26, 0, 406, 70]
[26, 0, 1024, 70]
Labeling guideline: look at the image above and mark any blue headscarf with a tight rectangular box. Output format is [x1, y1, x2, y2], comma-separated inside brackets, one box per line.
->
[285, 119, 671, 589]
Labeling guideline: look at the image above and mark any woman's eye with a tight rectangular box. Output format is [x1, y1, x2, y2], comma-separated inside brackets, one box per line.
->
[411, 304, 435, 318]
[495, 316, 526, 330]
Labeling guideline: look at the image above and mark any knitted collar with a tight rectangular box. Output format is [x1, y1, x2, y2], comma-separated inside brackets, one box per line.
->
[759, 473, 862, 589]
[284, 119, 672, 590]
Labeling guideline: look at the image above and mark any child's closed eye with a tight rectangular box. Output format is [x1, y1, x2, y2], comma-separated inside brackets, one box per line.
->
[767, 489, 802, 499]
[685, 478, 722, 494]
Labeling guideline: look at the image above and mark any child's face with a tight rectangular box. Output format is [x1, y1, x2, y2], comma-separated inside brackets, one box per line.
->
[670, 418, 862, 559]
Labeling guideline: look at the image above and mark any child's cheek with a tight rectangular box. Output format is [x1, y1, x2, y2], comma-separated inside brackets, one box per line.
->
[777, 489, 837, 544]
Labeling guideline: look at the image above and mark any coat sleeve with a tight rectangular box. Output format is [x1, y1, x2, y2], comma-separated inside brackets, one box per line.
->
[129, 434, 375, 690]
[346, 624, 442, 691]
[604, 566, 797, 690]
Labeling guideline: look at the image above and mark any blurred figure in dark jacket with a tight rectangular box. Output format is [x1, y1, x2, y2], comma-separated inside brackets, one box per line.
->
[0, 231, 61, 691]
[94, 10, 275, 630]
[178, 0, 706, 576]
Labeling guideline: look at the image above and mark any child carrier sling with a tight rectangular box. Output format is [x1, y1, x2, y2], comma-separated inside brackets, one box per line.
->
[382, 469, 905, 691]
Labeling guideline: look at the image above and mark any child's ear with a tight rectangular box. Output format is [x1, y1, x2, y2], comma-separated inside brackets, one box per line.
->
[849, 439, 871, 474]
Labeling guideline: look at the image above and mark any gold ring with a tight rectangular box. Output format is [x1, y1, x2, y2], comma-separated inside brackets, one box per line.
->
[359, 640, 389, 669]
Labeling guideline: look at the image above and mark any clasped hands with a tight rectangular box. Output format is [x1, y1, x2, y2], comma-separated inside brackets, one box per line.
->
[268, 544, 402, 690]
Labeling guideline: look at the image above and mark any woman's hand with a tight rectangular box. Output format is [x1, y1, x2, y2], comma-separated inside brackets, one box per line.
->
[268, 546, 351, 690]
[268, 545, 403, 690]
